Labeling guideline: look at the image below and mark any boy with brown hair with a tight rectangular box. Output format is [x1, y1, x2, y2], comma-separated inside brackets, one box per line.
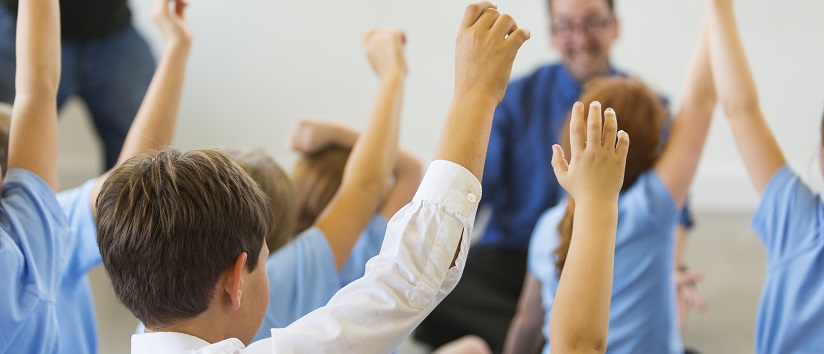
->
[97, 2, 530, 352]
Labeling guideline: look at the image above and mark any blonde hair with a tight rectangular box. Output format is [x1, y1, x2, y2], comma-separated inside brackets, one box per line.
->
[225, 148, 298, 253]
[291, 146, 351, 235]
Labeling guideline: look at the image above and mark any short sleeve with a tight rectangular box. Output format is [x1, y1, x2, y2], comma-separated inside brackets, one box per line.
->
[627, 172, 678, 225]
[57, 178, 101, 275]
[339, 214, 387, 286]
[0, 169, 67, 352]
[751, 165, 822, 262]
[253, 228, 339, 341]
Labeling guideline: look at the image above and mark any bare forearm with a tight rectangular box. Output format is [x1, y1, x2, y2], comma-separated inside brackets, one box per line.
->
[116, 42, 191, 166]
[8, 0, 61, 189]
[708, 0, 785, 192]
[708, 0, 760, 118]
[342, 74, 404, 190]
[550, 201, 616, 353]
[15, 0, 60, 95]
[433, 93, 498, 181]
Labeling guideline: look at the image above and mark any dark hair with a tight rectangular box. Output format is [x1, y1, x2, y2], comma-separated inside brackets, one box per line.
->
[548, 0, 615, 13]
[96, 148, 271, 329]
[554, 77, 666, 277]
[225, 148, 298, 253]
[291, 146, 350, 235]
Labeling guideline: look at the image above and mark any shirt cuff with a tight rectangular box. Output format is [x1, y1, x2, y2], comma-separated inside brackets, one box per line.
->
[414, 160, 482, 219]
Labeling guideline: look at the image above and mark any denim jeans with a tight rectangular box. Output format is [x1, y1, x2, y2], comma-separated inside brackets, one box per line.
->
[0, 6, 156, 170]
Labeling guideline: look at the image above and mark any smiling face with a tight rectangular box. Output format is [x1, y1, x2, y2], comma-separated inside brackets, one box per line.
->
[549, 0, 619, 82]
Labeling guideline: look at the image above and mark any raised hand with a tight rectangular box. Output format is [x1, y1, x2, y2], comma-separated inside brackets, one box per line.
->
[363, 28, 407, 79]
[286, 118, 341, 155]
[454, 2, 531, 104]
[153, 0, 191, 45]
[551, 101, 629, 205]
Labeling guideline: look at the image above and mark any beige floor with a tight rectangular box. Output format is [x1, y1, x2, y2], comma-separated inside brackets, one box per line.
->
[85, 212, 765, 354]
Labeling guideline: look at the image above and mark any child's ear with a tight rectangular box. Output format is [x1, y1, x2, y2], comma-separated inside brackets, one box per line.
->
[225, 252, 248, 310]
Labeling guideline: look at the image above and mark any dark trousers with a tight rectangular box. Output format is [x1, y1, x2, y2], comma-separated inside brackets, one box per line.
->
[415, 244, 528, 353]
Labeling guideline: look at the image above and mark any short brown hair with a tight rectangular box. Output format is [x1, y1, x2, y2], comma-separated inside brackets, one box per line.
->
[0, 102, 11, 176]
[291, 146, 350, 235]
[225, 148, 297, 252]
[96, 148, 271, 328]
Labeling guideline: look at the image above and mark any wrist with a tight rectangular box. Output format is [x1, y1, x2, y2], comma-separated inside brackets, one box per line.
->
[451, 90, 499, 112]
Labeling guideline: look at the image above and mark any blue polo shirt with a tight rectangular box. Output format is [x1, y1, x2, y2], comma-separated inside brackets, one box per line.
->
[480, 63, 690, 251]
[751, 165, 824, 353]
[56, 178, 102, 354]
[0, 169, 68, 353]
[253, 215, 387, 340]
[529, 171, 682, 354]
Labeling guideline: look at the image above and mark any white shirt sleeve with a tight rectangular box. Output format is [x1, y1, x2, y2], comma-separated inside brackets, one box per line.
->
[259, 160, 482, 354]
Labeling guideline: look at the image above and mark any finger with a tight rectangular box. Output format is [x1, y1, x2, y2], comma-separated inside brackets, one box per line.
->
[586, 101, 603, 149]
[616, 130, 630, 159]
[363, 29, 376, 43]
[602, 107, 618, 148]
[551, 144, 569, 180]
[460, 1, 498, 29]
[475, 9, 501, 30]
[569, 101, 586, 157]
[506, 27, 531, 50]
[490, 13, 516, 38]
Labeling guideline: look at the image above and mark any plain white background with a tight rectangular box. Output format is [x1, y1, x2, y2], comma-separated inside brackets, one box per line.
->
[58, 0, 824, 212]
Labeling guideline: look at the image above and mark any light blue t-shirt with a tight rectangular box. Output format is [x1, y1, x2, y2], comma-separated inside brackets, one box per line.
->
[56, 178, 102, 354]
[528, 171, 683, 354]
[0, 169, 69, 353]
[253, 215, 387, 341]
[751, 165, 824, 353]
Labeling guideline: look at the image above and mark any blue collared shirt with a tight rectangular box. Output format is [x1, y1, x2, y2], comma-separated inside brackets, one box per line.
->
[751, 165, 824, 353]
[0, 169, 69, 353]
[480, 63, 690, 251]
[56, 178, 102, 354]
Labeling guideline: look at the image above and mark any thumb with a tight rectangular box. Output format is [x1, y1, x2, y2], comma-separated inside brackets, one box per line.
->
[551, 144, 569, 181]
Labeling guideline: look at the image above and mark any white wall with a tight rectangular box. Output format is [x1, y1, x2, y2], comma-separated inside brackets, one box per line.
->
[59, 0, 824, 212]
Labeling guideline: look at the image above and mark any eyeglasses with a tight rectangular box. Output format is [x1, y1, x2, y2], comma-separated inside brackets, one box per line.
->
[551, 17, 614, 37]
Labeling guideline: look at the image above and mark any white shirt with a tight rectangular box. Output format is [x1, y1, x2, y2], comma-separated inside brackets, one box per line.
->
[131, 160, 482, 354]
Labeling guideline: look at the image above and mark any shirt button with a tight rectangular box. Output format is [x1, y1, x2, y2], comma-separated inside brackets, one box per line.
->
[466, 193, 477, 203]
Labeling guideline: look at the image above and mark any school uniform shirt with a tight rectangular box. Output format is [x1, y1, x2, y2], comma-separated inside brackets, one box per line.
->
[55, 178, 102, 354]
[751, 165, 824, 353]
[253, 215, 388, 341]
[131, 159, 479, 354]
[0, 169, 69, 353]
[529, 171, 683, 354]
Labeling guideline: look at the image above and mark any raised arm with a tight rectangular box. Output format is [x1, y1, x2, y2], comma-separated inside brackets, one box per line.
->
[264, 5, 530, 353]
[314, 29, 406, 270]
[434, 3, 530, 179]
[90, 0, 192, 212]
[654, 17, 717, 208]
[288, 119, 423, 220]
[548, 103, 628, 354]
[707, 0, 785, 193]
[7, 0, 61, 190]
